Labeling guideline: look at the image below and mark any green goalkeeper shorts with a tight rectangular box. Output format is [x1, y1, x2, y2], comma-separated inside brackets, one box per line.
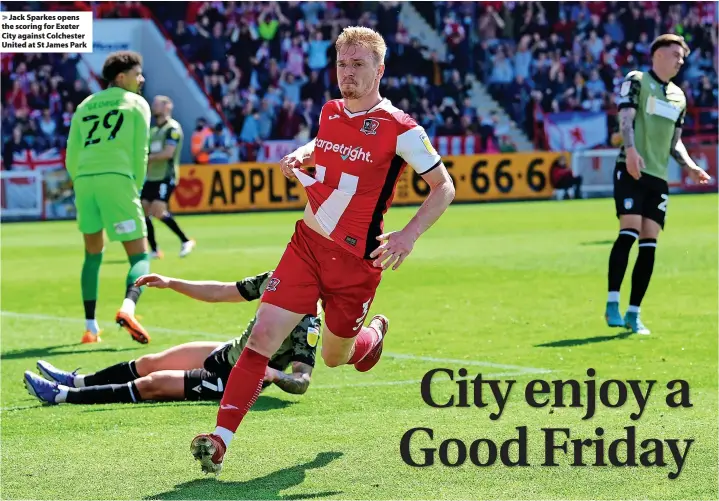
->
[74, 173, 146, 242]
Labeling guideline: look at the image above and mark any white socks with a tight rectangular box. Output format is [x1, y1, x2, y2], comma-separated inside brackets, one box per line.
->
[85, 319, 100, 334]
[74, 375, 86, 388]
[56, 386, 69, 403]
[607, 291, 620, 303]
[120, 298, 136, 316]
[214, 426, 234, 448]
[627, 305, 640, 314]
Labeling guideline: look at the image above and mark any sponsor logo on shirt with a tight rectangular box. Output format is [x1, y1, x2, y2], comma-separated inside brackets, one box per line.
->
[306, 327, 320, 348]
[315, 139, 372, 163]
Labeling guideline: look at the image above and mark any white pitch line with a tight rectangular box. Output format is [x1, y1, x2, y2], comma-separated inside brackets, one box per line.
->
[1, 311, 223, 338]
[312, 371, 550, 390]
[381, 353, 550, 373]
[1, 310, 551, 374]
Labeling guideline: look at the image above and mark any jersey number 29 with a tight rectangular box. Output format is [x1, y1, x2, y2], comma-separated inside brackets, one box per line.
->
[83, 109, 125, 147]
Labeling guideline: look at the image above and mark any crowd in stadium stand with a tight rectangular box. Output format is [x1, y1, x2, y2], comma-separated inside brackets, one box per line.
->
[1, 52, 91, 169]
[147, 1, 495, 160]
[413, 1, 719, 144]
[2, 1, 718, 168]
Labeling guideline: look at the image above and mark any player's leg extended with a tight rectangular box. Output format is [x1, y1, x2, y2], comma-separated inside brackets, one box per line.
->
[24, 369, 187, 405]
[74, 177, 105, 343]
[150, 198, 194, 258]
[117, 237, 151, 343]
[606, 214, 642, 327]
[24, 370, 141, 405]
[216, 304, 301, 437]
[192, 303, 303, 475]
[81, 231, 104, 343]
[141, 198, 160, 258]
[37, 342, 222, 387]
[191, 222, 320, 474]
[321, 315, 389, 372]
[320, 248, 387, 371]
[625, 218, 660, 335]
[95, 174, 151, 342]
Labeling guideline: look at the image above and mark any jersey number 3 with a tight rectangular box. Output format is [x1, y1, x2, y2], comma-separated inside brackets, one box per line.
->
[83, 109, 125, 147]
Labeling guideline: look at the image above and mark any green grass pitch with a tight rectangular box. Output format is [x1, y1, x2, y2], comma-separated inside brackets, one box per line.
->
[1, 195, 717, 500]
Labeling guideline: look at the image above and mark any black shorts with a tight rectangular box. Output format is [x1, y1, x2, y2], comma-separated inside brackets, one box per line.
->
[141, 179, 176, 203]
[613, 163, 669, 229]
[183, 343, 233, 401]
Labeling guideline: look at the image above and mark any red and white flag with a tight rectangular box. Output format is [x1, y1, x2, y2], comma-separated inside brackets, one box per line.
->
[544, 112, 608, 151]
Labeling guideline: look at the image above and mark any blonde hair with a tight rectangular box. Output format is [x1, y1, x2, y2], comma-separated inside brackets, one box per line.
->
[335, 26, 387, 66]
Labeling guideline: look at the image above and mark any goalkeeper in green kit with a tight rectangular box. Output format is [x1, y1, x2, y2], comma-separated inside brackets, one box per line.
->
[66, 51, 152, 345]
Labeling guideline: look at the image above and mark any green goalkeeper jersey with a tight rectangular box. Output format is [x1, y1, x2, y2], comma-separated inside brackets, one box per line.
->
[616, 70, 686, 181]
[66, 86, 151, 190]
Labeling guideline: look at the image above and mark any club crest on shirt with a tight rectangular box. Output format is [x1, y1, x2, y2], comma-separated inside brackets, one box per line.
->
[361, 118, 379, 135]
[266, 278, 280, 292]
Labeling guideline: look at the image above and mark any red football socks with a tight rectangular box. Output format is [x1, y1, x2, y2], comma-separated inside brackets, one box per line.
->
[216, 347, 269, 433]
[347, 326, 382, 365]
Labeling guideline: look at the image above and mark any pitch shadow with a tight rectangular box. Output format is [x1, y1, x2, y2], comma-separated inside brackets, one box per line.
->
[1, 344, 140, 361]
[535, 330, 634, 348]
[579, 240, 615, 246]
[80, 395, 296, 413]
[146, 451, 344, 500]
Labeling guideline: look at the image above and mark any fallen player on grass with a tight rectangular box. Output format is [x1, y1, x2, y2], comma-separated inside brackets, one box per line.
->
[24, 271, 320, 404]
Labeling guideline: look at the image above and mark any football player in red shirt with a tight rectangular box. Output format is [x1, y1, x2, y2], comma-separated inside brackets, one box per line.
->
[191, 26, 455, 475]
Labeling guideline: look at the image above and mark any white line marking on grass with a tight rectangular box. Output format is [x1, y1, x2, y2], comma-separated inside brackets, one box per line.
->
[0, 404, 40, 412]
[312, 371, 551, 390]
[1, 311, 552, 375]
[382, 352, 550, 373]
[1, 311, 220, 338]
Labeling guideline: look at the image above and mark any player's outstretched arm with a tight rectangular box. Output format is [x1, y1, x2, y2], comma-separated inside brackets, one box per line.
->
[404, 165, 456, 240]
[670, 127, 711, 185]
[135, 274, 246, 303]
[265, 362, 313, 395]
[371, 164, 455, 270]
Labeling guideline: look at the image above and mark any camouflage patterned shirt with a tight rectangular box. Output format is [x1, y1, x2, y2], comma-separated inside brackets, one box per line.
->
[228, 271, 320, 370]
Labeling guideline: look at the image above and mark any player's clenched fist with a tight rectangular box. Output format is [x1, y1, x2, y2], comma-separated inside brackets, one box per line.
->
[279, 151, 303, 179]
[370, 230, 416, 271]
[135, 273, 171, 288]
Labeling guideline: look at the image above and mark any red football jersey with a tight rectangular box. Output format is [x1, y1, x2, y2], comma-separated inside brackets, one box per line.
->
[294, 99, 442, 259]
